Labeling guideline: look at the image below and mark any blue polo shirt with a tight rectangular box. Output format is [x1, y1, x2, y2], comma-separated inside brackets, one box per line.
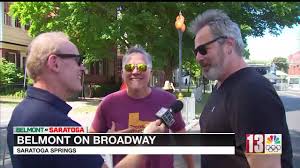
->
[7, 86, 104, 168]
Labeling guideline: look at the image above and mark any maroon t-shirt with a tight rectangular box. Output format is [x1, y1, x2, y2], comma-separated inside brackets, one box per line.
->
[91, 88, 185, 168]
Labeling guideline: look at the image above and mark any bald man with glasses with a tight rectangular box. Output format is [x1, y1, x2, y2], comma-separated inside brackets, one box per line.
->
[7, 32, 168, 168]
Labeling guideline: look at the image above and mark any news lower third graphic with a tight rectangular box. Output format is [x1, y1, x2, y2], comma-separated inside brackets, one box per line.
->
[246, 134, 282, 154]
[13, 126, 235, 155]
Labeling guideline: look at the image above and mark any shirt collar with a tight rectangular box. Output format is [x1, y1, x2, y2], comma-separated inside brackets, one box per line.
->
[26, 86, 72, 115]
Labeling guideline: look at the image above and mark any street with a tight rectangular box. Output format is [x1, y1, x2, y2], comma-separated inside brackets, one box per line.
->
[278, 91, 300, 167]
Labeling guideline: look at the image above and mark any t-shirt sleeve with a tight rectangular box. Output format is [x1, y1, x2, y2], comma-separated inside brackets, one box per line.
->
[230, 81, 287, 151]
[168, 95, 186, 132]
[170, 110, 186, 132]
[91, 100, 109, 133]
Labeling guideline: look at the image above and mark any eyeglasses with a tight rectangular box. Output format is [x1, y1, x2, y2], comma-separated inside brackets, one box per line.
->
[124, 63, 149, 72]
[194, 36, 227, 56]
[54, 54, 83, 66]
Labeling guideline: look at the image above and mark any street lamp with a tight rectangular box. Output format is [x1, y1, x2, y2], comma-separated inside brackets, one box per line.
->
[175, 11, 186, 97]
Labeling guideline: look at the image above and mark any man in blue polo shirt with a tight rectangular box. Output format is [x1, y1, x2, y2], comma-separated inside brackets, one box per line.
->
[7, 32, 166, 168]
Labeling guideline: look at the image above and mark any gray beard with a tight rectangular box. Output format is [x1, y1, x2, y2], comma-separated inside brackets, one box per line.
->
[203, 65, 222, 81]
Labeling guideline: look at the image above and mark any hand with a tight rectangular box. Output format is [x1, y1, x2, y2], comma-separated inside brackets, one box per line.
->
[101, 163, 109, 168]
[107, 121, 134, 133]
[143, 119, 166, 133]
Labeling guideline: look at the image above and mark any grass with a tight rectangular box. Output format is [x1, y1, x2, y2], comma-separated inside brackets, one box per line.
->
[174, 90, 211, 116]
[0, 96, 22, 108]
[195, 93, 210, 115]
[69, 104, 98, 114]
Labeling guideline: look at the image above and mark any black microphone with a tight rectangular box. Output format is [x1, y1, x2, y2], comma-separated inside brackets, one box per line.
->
[155, 100, 184, 127]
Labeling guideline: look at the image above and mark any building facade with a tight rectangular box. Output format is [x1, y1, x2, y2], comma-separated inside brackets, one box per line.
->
[288, 51, 300, 75]
[0, 2, 31, 72]
[288, 51, 300, 90]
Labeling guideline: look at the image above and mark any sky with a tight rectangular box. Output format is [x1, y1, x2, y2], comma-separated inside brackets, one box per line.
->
[246, 24, 300, 62]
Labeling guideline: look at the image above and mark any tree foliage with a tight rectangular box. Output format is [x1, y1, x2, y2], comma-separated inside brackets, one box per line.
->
[9, 2, 300, 81]
[272, 57, 289, 73]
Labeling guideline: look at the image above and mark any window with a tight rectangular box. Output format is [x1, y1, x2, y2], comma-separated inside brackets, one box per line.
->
[98, 60, 103, 75]
[289, 78, 300, 84]
[4, 52, 20, 68]
[116, 58, 122, 73]
[15, 17, 21, 28]
[89, 61, 101, 75]
[25, 23, 30, 30]
[4, 2, 12, 26]
[88, 59, 110, 75]
[89, 64, 94, 75]
[102, 59, 108, 76]
[89, 62, 98, 75]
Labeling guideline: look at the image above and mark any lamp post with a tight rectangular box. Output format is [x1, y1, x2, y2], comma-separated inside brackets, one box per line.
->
[175, 11, 186, 97]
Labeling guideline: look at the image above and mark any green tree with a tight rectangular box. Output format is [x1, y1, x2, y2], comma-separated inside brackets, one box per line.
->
[272, 57, 289, 73]
[9, 2, 300, 81]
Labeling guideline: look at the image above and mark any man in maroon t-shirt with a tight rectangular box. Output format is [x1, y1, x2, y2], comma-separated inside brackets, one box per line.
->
[90, 45, 195, 168]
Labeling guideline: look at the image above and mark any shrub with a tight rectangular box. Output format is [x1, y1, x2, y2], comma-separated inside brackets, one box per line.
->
[14, 90, 26, 98]
[91, 84, 120, 97]
[0, 58, 24, 85]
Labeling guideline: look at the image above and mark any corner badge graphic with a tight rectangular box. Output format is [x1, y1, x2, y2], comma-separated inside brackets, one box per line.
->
[264, 134, 282, 154]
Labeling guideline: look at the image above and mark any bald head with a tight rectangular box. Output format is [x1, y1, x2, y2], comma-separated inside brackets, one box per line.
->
[26, 32, 74, 81]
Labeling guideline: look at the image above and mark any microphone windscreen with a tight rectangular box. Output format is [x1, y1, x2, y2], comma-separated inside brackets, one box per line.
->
[170, 100, 183, 113]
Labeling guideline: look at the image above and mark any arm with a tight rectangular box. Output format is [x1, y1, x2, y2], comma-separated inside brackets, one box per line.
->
[245, 154, 281, 168]
[115, 120, 167, 168]
[231, 80, 288, 168]
[176, 128, 195, 168]
[90, 101, 108, 133]
[114, 155, 145, 168]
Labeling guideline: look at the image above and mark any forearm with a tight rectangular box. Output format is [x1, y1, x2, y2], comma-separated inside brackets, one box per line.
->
[245, 153, 281, 168]
[182, 154, 195, 168]
[114, 155, 144, 168]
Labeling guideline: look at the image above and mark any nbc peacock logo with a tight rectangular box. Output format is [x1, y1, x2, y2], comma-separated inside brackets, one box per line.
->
[264, 134, 282, 154]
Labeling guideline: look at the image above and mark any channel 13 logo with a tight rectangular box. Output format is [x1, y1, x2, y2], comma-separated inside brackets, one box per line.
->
[246, 134, 282, 154]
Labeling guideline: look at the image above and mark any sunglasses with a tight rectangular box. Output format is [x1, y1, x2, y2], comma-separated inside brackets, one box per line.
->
[194, 36, 227, 56]
[54, 54, 83, 66]
[124, 63, 149, 72]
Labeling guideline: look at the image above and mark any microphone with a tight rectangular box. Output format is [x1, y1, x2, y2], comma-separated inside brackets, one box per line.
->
[155, 100, 184, 127]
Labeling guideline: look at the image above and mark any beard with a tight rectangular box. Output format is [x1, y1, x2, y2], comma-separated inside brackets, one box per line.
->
[203, 48, 226, 81]
[203, 64, 223, 81]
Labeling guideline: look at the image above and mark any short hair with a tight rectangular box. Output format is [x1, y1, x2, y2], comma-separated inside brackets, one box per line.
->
[189, 9, 245, 56]
[122, 45, 153, 69]
[26, 32, 69, 81]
